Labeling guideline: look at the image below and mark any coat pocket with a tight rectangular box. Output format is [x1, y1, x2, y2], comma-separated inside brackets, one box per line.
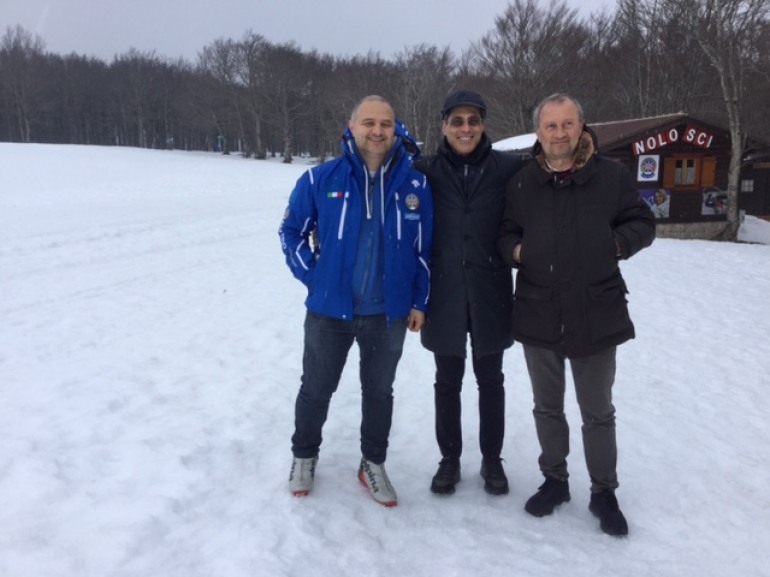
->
[586, 275, 633, 345]
[512, 283, 559, 345]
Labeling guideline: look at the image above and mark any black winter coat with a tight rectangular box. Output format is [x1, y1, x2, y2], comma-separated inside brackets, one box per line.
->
[498, 131, 655, 358]
[415, 135, 524, 357]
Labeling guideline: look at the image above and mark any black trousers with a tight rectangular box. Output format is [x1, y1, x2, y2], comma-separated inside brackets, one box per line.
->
[433, 352, 505, 461]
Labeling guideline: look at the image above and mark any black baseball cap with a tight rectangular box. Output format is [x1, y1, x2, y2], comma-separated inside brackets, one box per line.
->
[441, 90, 487, 119]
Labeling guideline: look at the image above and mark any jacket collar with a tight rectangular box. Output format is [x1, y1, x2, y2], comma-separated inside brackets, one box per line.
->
[340, 119, 420, 197]
[531, 126, 598, 186]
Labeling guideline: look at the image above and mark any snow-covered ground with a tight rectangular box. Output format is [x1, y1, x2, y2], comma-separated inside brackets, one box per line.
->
[1, 143, 769, 577]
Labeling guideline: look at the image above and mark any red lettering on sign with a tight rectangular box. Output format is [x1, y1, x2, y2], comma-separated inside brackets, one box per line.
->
[683, 125, 714, 149]
[669, 128, 679, 143]
[633, 128, 680, 156]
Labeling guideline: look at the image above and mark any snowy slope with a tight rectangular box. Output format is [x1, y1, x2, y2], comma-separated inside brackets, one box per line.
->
[1, 143, 769, 577]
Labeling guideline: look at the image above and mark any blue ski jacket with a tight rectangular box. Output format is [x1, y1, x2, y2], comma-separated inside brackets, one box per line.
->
[279, 121, 433, 321]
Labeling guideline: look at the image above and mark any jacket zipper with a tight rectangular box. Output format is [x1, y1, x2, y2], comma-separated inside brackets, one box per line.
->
[338, 191, 349, 240]
[395, 192, 401, 240]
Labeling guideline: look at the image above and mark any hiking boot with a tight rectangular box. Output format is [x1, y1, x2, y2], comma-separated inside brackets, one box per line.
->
[524, 477, 571, 517]
[589, 490, 629, 537]
[430, 458, 461, 495]
[358, 458, 398, 507]
[289, 455, 318, 496]
[480, 458, 509, 495]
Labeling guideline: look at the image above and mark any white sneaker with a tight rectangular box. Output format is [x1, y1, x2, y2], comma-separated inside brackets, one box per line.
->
[358, 458, 398, 507]
[289, 456, 318, 496]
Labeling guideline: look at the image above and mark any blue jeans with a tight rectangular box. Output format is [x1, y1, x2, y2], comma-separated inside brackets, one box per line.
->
[292, 311, 407, 464]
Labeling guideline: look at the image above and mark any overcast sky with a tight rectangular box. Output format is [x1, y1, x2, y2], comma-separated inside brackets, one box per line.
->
[2, 0, 611, 62]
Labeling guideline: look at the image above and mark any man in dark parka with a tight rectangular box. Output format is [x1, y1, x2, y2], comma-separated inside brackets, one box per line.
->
[415, 90, 523, 496]
[498, 93, 655, 536]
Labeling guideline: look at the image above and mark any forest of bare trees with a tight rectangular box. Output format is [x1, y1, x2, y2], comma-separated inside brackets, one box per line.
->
[2, 0, 768, 164]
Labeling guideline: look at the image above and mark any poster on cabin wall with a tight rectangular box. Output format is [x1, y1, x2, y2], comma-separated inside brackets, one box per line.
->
[640, 188, 670, 219]
[701, 188, 728, 215]
[638, 155, 660, 182]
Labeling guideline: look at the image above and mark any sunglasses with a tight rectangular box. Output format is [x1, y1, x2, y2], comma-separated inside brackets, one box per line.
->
[447, 115, 483, 128]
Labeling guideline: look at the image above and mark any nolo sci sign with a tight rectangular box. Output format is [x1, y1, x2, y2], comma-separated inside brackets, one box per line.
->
[633, 125, 715, 155]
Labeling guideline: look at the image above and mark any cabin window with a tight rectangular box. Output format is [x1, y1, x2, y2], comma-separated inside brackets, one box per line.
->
[741, 179, 754, 193]
[663, 155, 715, 189]
[675, 158, 697, 185]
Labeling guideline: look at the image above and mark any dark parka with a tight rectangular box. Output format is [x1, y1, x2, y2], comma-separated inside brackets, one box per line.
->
[497, 128, 655, 359]
[415, 134, 524, 358]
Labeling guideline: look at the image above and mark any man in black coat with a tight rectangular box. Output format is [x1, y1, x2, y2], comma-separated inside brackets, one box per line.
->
[415, 90, 523, 496]
[498, 93, 655, 536]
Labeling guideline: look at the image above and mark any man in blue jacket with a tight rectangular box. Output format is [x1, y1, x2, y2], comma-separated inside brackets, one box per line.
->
[279, 95, 433, 507]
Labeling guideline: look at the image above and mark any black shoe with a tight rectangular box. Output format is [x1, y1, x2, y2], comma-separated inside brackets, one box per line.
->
[430, 458, 461, 495]
[589, 490, 629, 537]
[524, 477, 571, 517]
[480, 458, 509, 495]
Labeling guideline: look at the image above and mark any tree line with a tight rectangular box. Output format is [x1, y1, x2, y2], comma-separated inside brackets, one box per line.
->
[2, 0, 768, 165]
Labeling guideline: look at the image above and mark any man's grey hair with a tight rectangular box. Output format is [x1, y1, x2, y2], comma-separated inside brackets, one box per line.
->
[350, 95, 393, 121]
[532, 93, 585, 131]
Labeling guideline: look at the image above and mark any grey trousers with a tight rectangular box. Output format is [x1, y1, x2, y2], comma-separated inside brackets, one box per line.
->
[522, 344, 619, 492]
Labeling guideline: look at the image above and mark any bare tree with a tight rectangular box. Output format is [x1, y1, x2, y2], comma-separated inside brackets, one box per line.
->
[661, 0, 770, 239]
[42, 53, 111, 144]
[0, 25, 47, 142]
[469, 0, 590, 135]
[197, 38, 246, 154]
[261, 42, 314, 163]
[298, 51, 341, 160]
[579, 0, 716, 122]
[3, 8, 770, 185]
[392, 44, 455, 152]
[594, 0, 661, 118]
[237, 31, 270, 158]
[741, 16, 770, 138]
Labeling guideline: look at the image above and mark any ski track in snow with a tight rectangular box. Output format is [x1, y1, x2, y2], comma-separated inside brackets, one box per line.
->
[1, 143, 769, 577]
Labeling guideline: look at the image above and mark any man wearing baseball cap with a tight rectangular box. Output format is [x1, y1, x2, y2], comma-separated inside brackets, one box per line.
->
[415, 90, 523, 496]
